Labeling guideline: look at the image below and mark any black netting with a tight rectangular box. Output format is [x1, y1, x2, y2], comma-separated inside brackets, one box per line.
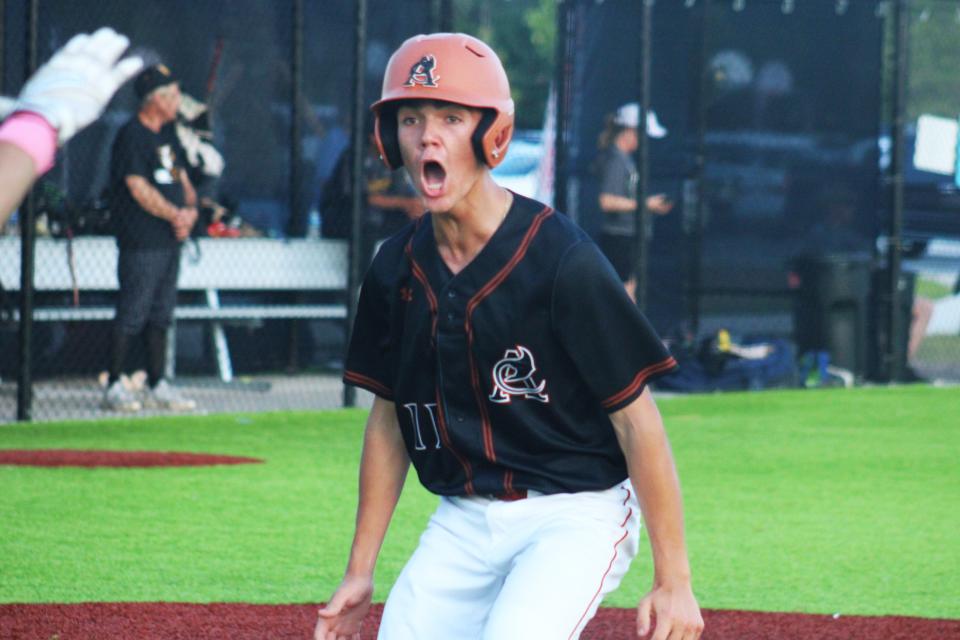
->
[1, 0, 432, 421]
[4, 1, 960, 421]
[557, 0, 960, 390]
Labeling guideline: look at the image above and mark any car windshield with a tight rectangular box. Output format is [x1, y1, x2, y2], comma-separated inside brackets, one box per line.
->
[494, 153, 540, 176]
[493, 136, 541, 174]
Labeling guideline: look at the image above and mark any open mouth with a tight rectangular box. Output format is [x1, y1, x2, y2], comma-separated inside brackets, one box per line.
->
[421, 160, 447, 198]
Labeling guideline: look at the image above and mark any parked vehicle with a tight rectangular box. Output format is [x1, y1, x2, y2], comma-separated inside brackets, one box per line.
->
[896, 130, 960, 254]
[492, 131, 544, 199]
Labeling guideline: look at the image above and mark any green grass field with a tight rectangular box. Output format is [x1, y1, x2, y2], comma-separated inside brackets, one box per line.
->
[916, 276, 953, 300]
[916, 334, 960, 365]
[1, 386, 958, 619]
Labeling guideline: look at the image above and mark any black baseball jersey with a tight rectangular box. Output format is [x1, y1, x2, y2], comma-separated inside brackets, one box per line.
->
[344, 193, 677, 497]
[110, 118, 188, 250]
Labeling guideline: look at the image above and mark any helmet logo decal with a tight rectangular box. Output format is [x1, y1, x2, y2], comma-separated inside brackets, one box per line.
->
[489, 345, 550, 404]
[404, 55, 439, 88]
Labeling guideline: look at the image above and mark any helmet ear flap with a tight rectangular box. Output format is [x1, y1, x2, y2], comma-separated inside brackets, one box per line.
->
[471, 110, 497, 167]
[377, 104, 513, 169]
[374, 105, 403, 169]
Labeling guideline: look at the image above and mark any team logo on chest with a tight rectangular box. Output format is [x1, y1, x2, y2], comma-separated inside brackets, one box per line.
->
[489, 345, 549, 404]
[404, 55, 439, 87]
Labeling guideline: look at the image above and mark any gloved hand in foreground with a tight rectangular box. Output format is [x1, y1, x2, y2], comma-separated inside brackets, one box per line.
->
[13, 27, 143, 144]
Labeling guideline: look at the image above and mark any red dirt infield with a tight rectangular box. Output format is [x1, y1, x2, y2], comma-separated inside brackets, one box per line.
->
[1, 603, 957, 639]
[0, 449, 263, 468]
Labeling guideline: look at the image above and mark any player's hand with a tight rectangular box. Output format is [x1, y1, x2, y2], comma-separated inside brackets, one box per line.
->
[172, 207, 197, 241]
[645, 194, 674, 216]
[636, 581, 704, 639]
[315, 574, 374, 640]
[171, 209, 187, 241]
[182, 206, 199, 230]
[14, 27, 143, 144]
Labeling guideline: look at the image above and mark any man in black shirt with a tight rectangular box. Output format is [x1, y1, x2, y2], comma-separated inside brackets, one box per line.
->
[104, 64, 197, 412]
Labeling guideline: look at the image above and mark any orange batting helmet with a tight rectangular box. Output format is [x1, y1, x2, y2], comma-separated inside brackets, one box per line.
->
[371, 32, 515, 169]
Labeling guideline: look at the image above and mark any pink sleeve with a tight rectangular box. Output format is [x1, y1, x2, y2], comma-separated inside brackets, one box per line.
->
[0, 112, 58, 175]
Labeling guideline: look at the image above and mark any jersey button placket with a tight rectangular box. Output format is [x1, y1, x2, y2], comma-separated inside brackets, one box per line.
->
[438, 289, 469, 429]
[443, 289, 459, 328]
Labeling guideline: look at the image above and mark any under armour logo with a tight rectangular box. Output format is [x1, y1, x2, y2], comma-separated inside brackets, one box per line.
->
[404, 55, 439, 88]
[399, 287, 413, 302]
[489, 345, 549, 404]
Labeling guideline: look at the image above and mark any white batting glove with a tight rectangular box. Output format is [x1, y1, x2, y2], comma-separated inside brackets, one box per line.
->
[14, 27, 143, 144]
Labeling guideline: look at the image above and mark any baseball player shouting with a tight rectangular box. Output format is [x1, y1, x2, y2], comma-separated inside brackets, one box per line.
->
[316, 33, 703, 640]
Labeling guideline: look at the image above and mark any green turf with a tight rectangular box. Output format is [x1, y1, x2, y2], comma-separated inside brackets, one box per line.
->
[915, 276, 953, 300]
[0, 386, 958, 619]
[638, 386, 960, 619]
[915, 334, 960, 365]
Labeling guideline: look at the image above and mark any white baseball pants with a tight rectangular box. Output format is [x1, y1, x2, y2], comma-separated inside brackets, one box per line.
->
[378, 480, 641, 640]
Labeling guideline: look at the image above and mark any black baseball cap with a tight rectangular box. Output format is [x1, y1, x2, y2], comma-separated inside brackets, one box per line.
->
[134, 64, 177, 99]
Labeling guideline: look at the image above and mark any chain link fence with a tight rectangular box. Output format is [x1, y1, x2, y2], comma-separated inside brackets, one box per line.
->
[896, 0, 960, 382]
[555, 0, 960, 391]
[1, 0, 436, 421]
[4, 0, 959, 422]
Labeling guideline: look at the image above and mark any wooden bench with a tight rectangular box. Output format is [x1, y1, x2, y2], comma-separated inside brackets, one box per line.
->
[0, 236, 349, 382]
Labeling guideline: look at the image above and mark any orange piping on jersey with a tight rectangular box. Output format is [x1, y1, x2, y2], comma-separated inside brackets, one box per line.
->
[567, 486, 634, 639]
[405, 242, 439, 341]
[434, 388, 476, 495]
[600, 356, 678, 410]
[465, 205, 555, 463]
[402, 224, 474, 494]
[404, 252, 474, 494]
[343, 370, 393, 400]
[498, 469, 527, 500]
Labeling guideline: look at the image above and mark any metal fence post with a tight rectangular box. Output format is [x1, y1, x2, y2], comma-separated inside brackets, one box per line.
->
[286, 0, 305, 372]
[0, 0, 6, 94]
[16, 0, 38, 422]
[684, 0, 711, 337]
[553, 0, 570, 214]
[289, 0, 304, 239]
[887, 0, 908, 381]
[430, 0, 453, 32]
[343, 0, 368, 408]
[633, 0, 652, 312]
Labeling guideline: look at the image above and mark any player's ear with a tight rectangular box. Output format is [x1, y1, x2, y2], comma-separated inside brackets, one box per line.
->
[492, 124, 512, 159]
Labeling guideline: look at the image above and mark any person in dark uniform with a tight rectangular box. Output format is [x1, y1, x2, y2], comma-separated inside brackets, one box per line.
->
[103, 64, 197, 412]
[316, 34, 703, 640]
